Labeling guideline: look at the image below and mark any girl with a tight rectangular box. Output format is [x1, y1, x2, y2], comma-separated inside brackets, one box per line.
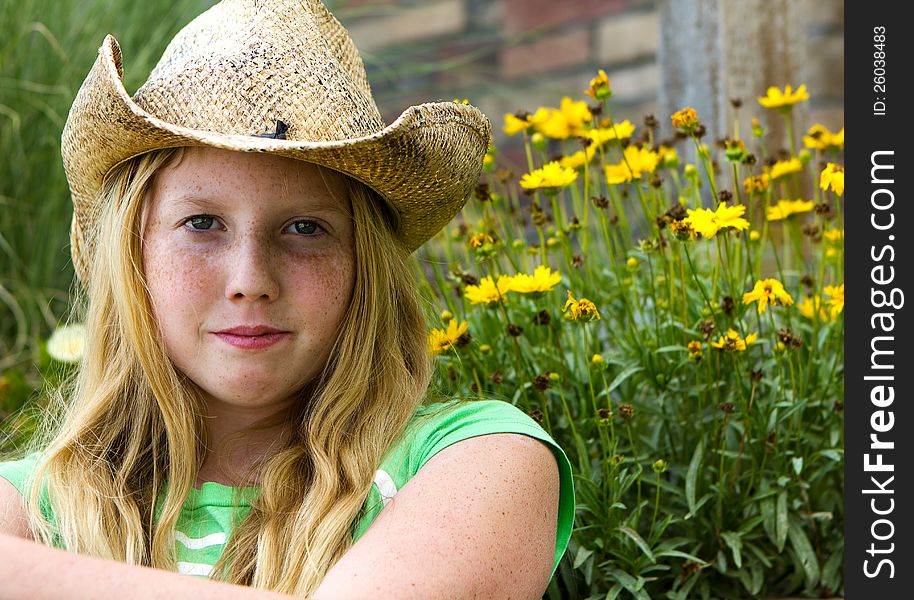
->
[0, 1, 574, 598]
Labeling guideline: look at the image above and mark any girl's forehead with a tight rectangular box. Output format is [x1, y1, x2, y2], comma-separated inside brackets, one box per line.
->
[151, 147, 350, 207]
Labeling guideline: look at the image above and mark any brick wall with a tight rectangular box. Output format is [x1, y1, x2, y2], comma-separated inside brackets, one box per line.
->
[331, 0, 843, 168]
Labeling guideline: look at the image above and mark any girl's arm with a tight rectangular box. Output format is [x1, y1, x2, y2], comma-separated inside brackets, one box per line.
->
[0, 533, 294, 600]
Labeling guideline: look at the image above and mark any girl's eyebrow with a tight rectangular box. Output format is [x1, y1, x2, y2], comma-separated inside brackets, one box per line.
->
[166, 193, 350, 216]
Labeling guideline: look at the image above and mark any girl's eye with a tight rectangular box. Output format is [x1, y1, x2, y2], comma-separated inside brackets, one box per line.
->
[287, 220, 324, 236]
[184, 215, 219, 231]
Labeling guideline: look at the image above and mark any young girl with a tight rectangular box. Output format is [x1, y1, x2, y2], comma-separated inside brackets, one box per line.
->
[0, 1, 574, 598]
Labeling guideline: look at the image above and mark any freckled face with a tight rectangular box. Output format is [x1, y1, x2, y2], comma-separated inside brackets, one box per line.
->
[141, 147, 355, 411]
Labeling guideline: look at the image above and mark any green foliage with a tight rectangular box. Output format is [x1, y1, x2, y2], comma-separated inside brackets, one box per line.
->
[416, 87, 844, 598]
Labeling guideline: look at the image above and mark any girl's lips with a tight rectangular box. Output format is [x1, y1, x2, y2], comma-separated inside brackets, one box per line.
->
[214, 332, 291, 350]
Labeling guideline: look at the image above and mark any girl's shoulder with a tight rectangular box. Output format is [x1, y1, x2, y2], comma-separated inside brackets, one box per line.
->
[353, 398, 575, 577]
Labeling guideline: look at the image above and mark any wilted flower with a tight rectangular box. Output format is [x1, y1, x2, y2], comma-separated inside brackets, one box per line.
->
[743, 173, 770, 195]
[562, 290, 601, 321]
[584, 69, 612, 101]
[710, 328, 758, 351]
[671, 107, 700, 132]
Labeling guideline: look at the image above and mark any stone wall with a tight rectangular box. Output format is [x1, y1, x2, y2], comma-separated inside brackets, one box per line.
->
[331, 0, 843, 162]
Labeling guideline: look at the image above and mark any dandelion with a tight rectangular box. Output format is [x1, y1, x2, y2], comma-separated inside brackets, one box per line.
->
[520, 161, 578, 192]
[768, 157, 803, 180]
[742, 278, 794, 314]
[584, 69, 612, 101]
[820, 163, 845, 196]
[824, 284, 844, 318]
[743, 173, 770, 195]
[464, 275, 512, 305]
[710, 328, 759, 352]
[684, 202, 750, 238]
[428, 319, 469, 355]
[758, 84, 810, 110]
[503, 112, 533, 136]
[803, 124, 844, 151]
[671, 107, 700, 132]
[766, 199, 815, 221]
[562, 290, 601, 321]
[46, 323, 86, 363]
[508, 265, 562, 294]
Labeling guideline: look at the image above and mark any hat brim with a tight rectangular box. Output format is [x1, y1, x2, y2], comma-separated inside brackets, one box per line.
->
[62, 35, 491, 281]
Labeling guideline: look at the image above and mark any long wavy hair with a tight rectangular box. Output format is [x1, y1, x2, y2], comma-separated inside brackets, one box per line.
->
[21, 147, 455, 595]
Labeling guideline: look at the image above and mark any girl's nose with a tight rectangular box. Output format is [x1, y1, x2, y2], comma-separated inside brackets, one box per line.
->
[224, 235, 280, 302]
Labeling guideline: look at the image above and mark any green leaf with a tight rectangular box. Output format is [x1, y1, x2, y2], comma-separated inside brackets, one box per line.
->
[655, 550, 708, 564]
[605, 565, 642, 594]
[822, 545, 843, 591]
[736, 515, 764, 536]
[686, 440, 703, 516]
[604, 584, 623, 600]
[788, 517, 820, 589]
[617, 525, 656, 563]
[606, 365, 644, 394]
[573, 546, 594, 570]
[721, 531, 743, 569]
[749, 562, 764, 595]
[654, 344, 687, 354]
[776, 490, 788, 552]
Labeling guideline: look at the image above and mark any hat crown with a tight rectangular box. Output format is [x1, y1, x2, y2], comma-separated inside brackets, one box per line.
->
[132, 0, 384, 141]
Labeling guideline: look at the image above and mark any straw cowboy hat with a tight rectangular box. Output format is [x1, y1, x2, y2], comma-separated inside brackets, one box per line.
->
[61, 0, 492, 283]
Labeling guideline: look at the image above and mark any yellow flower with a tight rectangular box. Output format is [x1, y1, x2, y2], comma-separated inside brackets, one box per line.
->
[483, 145, 496, 171]
[520, 161, 579, 191]
[742, 278, 794, 314]
[468, 233, 494, 248]
[824, 284, 844, 318]
[823, 227, 844, 242]
[46, 323, 86, 363]
[588, 120, 636, 146]
[671, 107, 700, 131]
[820, 163, 845, 196]
[669, 219, 697, 241]
[758, 84, 810, 110]
[803, 124, 844, 151]
[503, 112, 533, 136]
[464, 275, 512, 305]
[768, 157, 803, 180]
[559, 146, 597, 170]
[798, 295, 830, 322]
[562, 290, 601, 321]
[688, 341, 703, 359]
[710, 328, 758, 352]
[743, 173, 770, 195]
[603, 145, 660, 184]
[508, 265, 562, 294]
[657, 146, 679, 168]
[766, 198, 815, 221]
[428, 319, 468, 355]
[530, 97, 592, 140]
[684, 202, 750, 238]
[584, 69, 612, 101]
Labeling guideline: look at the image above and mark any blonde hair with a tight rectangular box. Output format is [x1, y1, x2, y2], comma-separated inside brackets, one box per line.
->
[22, 147, 454, 595]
